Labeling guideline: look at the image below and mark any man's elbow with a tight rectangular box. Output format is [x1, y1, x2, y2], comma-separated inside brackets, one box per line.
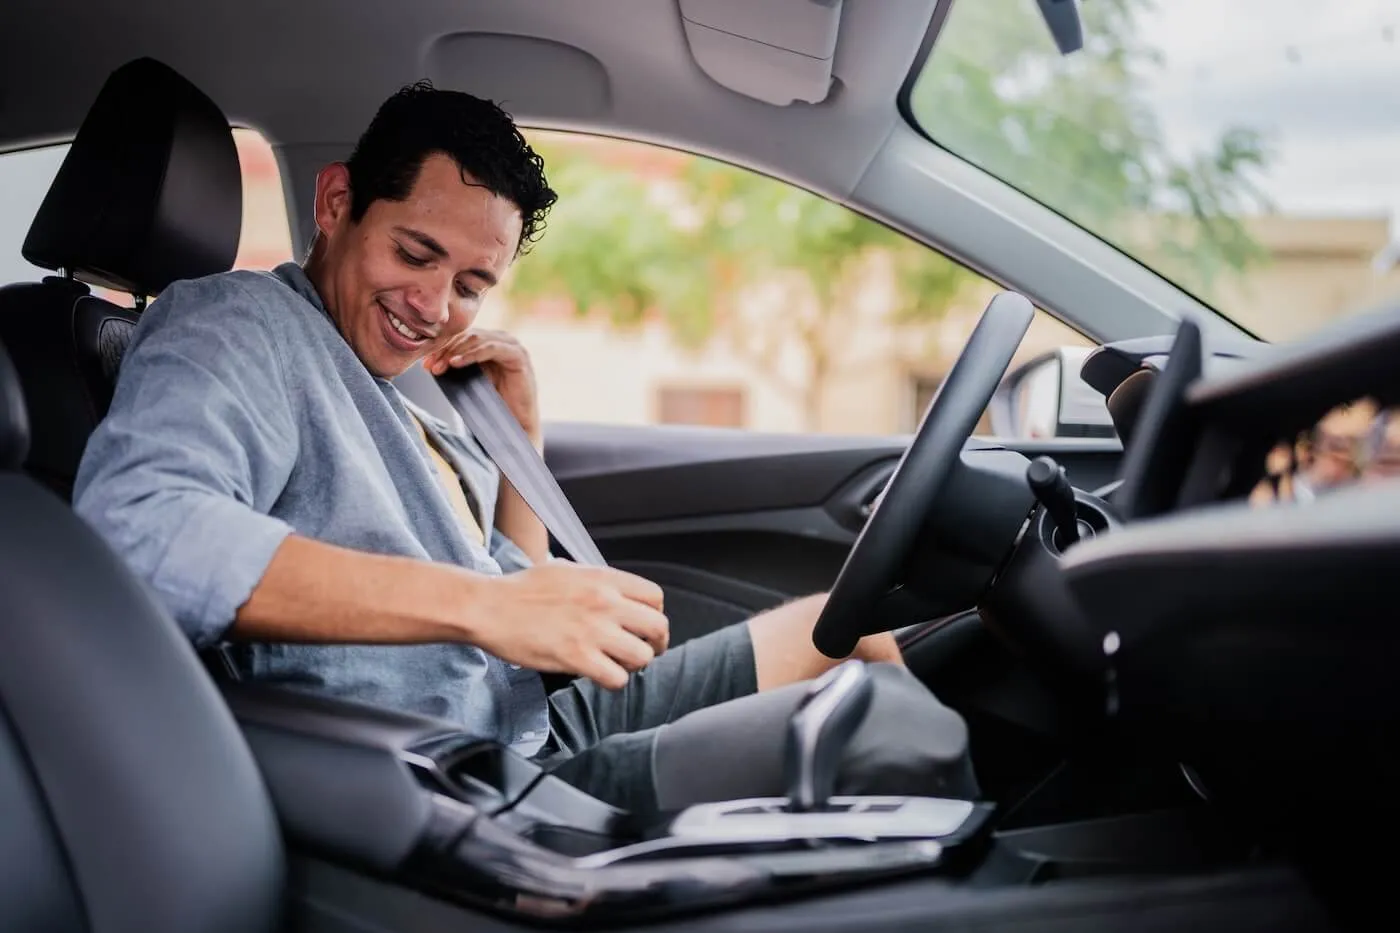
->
[73, 481, 240, 648]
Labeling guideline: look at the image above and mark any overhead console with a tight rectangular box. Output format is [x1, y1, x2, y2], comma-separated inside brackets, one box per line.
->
[1057, 302, 1400, 906]
[678, 0, 843, 106]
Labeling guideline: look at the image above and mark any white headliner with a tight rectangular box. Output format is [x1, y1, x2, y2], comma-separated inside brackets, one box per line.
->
[2, 0, 1243, 345]
[3, 0, 934, 196]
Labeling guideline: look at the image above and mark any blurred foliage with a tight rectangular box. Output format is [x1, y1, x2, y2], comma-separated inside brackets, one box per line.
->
[508, 140, 970, 339]
[507, 0, 1273, 426]
[913, 0, 1273, 293]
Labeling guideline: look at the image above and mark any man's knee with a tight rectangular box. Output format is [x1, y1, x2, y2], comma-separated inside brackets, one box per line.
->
[652, 661, 978, 812]
[836, 663, 979, 800]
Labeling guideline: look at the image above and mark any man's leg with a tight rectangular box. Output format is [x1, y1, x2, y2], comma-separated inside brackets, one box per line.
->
[651, 662, 979, 814]
[543, 591, 890, 755]
[542, 655, 976, 821]
[536, 596, 965, 818]
[746, 592, 904, 691]
[538, 621, 761, 814]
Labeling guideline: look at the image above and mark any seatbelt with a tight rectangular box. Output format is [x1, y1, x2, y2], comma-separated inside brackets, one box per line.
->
[435, 364, 607, 568]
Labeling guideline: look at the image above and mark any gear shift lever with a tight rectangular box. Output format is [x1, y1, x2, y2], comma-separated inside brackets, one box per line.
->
[784, 659, 874, 812]
[666, 657, 984, 848]
[1027, 455, 1080, 548]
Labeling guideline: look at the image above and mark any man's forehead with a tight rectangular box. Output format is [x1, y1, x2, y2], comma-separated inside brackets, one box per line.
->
[387, 157, 522, 258]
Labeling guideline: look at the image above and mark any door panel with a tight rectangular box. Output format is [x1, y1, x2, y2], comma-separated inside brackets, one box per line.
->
[545, 422, 1123, 645]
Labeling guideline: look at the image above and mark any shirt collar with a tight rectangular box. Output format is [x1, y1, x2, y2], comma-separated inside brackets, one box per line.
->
[271, 261, 410, 389]
[271, 262, 331, 318]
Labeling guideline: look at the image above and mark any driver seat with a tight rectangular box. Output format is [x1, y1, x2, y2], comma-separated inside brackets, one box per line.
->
[0, 336, 285, 931]
[0, 56, 242, 500]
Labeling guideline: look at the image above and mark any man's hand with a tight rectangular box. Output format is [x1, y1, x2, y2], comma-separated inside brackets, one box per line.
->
[469, 561, 670, 691]
[424, 329, 541, 444]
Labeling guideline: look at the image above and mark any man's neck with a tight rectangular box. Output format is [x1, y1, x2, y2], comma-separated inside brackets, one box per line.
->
[301, 239, 332, 308]
[300, 241, 350, 341]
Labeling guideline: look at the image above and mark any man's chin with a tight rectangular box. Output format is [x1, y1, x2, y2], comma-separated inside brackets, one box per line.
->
[362, 350, 424, 382]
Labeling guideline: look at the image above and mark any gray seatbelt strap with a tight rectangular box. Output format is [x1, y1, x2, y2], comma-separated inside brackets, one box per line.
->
[436, 365, 607, 567]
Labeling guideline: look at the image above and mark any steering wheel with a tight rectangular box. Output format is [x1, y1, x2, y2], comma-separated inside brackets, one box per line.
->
[812, 292, 1036, 658]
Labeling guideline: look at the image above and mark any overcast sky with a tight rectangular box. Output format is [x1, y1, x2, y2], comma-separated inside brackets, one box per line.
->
[1139, 0, 1399, 243]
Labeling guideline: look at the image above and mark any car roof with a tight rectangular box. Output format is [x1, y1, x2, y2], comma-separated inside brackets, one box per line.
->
[1, 0, 939, 203]
[4, 0, 1241, 347]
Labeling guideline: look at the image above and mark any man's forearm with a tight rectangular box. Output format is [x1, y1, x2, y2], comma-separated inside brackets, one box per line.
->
[232, 534, 492, 644]
[496, 474, 551, 564]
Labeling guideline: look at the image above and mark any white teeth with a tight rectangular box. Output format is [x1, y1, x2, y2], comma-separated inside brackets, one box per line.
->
[386, 310, 425, 342]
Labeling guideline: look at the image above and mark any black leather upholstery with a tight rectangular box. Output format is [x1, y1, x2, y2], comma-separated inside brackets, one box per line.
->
[23, 57, 242, 295]
[0, 57, 242, 498]
[0, 339, 286, 933]
[0, 335, 28, 470]
[0, 281, 140, 495]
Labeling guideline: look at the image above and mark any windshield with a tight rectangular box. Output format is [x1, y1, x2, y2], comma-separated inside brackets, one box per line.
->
[909, 0, 1400, 342]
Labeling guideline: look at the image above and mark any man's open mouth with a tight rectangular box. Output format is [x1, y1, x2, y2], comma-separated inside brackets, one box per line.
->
[379, 301, 430, 347]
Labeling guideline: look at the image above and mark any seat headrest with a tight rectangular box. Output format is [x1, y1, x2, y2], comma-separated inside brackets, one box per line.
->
[0, 340, 30, 471]
[22, 57, 242, 297]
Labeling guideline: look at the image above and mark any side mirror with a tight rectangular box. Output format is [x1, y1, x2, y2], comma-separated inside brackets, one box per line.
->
[989, 346, 1116, 439]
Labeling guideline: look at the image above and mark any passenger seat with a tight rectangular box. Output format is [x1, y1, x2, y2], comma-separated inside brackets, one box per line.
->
[0, 56, 242, 498]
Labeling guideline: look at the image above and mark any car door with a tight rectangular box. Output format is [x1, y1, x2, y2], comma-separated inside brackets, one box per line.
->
[543, 423, 1122, 647]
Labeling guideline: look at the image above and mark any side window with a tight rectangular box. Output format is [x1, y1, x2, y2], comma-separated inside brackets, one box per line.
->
[0, 129, 293, 295]
[0, 144, 69, 288]
[231, 129, 295, 271]
[493, 131, 1099, 438]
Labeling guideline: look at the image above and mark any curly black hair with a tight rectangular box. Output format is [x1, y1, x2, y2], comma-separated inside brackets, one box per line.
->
[345, 80, 557, 255]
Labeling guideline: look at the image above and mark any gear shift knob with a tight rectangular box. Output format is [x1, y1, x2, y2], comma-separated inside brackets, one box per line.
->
[1027, 455, 1080, 547]
[784, 659, 874, 812]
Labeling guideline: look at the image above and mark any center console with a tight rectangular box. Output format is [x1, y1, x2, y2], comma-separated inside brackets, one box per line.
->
[229, 662, 1001, 923]
[225, 660, 1276, 928]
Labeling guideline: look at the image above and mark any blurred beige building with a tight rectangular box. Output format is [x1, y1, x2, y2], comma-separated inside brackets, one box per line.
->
[1216, 215, 1400, 343]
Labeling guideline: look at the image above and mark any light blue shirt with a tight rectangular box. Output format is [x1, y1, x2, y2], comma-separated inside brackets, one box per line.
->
[73, 262, 550, 755]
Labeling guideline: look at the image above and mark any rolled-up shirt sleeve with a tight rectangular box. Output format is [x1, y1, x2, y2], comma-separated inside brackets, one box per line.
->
[73, 277, 298, 648]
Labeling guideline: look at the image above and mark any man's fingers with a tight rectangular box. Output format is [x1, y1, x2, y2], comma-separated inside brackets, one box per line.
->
[600, 625, 656, 672]
[603, 567, 666, 611]
[593, 567, 669, 652]
[614, 601, 669, 655]
[451, 341, 523, 368]
[581, 652, 631, 692]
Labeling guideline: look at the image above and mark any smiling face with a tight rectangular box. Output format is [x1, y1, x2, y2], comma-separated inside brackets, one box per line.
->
[307, 153, 524, 379]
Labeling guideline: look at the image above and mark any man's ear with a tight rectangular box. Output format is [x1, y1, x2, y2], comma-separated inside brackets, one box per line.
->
[313, 163, 354, 237]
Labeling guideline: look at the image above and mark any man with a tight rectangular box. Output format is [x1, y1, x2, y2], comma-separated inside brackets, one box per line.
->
[74, 82, 976, 816]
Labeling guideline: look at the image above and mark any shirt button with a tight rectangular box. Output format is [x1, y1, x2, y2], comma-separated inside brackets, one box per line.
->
[509, 663, 521, 670]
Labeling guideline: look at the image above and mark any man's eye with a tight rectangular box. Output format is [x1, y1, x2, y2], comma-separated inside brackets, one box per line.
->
[456, 283, 480, 301]
[396, 246, 429, 267]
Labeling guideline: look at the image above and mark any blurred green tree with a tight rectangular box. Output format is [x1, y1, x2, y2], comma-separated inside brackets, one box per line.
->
[508, 140, 971, 427]
[506, 0, 1271, 429]
[912, 0, 1272, 290]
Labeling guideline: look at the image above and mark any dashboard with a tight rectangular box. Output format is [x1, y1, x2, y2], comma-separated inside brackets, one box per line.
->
[1079, 316, 1400, 513]
[1050, 303, 1400, 867]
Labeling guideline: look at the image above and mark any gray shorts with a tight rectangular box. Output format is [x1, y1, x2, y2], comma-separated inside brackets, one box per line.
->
[534, 621, 758, 816]
[534, 621, 980, 820]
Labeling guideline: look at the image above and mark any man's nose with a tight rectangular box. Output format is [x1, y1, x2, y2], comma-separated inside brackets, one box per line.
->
[405, 281, 452, 326]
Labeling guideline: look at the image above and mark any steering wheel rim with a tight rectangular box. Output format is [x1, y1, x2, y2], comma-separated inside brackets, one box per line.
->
[812, 292, 1036, 658]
